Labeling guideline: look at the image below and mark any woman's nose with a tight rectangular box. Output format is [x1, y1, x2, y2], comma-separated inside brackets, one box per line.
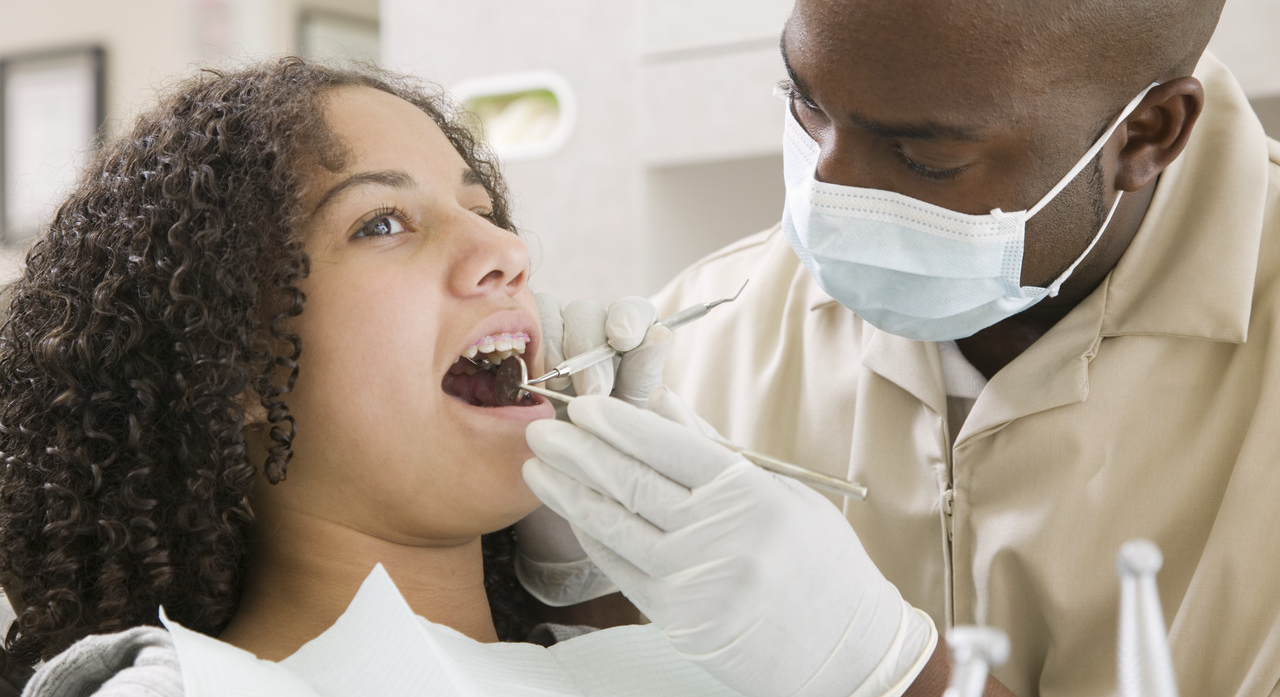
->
[447, 215, 530, 298]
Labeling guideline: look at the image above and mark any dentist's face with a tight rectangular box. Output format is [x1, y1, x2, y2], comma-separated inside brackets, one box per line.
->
[270, 85, 555, 544]
[782, 0, 1126, 297]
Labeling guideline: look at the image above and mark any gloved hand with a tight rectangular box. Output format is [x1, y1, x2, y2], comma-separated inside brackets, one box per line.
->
[516, 293, 672, 605]
[534, 292, 671, 407]
[513, 504, 620, 606]
[523, 391, 937, 697]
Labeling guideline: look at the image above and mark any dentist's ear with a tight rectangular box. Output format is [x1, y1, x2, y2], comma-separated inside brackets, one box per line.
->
[1115, 76, 1204, 192]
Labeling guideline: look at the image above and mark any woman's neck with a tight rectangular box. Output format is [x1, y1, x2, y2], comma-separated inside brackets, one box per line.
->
[218, 506, 497, 661]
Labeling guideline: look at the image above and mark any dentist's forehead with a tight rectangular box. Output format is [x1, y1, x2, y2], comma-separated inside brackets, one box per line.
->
[786, 0, 1225, 102]
[782, 0, 1047, 134]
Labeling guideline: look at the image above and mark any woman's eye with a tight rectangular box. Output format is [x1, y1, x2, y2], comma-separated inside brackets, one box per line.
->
[353, 214, 406, 238]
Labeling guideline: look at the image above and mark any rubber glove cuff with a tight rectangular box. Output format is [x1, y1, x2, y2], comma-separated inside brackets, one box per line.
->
[513, 553, 620, 607]
[798, 602, 937, 697]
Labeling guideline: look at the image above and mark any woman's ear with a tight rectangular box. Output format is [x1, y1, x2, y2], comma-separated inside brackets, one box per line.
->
[240, 391, 269, 428]
[239, 393, 271, 480]
[1116, 76, 1204, 192]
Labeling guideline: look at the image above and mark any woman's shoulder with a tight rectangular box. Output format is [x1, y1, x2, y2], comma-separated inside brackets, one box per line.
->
[22, 627, 182, 697]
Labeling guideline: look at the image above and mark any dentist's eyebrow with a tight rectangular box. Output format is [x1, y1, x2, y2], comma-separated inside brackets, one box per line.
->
[779, 32, 985, 143]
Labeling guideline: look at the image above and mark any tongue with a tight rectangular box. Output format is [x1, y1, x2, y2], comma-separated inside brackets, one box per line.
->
[442, 364, 501, 406]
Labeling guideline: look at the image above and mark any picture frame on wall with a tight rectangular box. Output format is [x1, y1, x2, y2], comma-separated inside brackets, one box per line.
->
[0, 45, 105, 243]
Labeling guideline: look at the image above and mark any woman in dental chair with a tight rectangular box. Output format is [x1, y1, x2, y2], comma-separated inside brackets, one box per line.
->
[0, 58, 720, 696]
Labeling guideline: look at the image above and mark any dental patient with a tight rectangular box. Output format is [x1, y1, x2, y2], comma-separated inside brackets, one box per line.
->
[0, 59, 723, 696]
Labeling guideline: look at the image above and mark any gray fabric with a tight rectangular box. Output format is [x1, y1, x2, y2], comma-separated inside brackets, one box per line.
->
[20, 620, 593, 695]
[524, 622, 596, 648]
[21, 628, 181, 697]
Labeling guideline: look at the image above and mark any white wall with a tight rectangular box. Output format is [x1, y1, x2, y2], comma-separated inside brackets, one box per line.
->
[384, 0, 794, 301]
[0, 1, 191, 139]
[0, 0, 378, 276]
[0, 0, 376, 132]
[1208, 0, 1280, 97]
[382, 1, 646, 302]
[1208, 0, 1280, 139]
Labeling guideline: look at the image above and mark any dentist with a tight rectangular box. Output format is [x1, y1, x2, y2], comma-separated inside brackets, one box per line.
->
[521, 0, 1280, 695]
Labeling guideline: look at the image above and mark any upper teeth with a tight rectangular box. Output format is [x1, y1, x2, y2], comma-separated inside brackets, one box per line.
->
[464, 331, 529, 365]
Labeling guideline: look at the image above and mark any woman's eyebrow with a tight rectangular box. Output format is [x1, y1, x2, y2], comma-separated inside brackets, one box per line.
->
[312, 169, 415, 215]
[312, 167, 485, 216]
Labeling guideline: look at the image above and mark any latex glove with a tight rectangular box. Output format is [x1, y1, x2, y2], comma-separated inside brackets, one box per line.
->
[513, 504, 619, 606]
[516, 293, 671, 605]
[524, 392, 937, 697]
[534, 292, 671, 407]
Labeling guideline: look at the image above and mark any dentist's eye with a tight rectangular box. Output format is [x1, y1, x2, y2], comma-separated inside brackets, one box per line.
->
[353, 206, 410, 238]
[894, 146, 966, 181]
[778, 79, 819, 111]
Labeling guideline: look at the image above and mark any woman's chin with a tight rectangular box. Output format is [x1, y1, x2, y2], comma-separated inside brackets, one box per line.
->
[479, 464, 544, 530]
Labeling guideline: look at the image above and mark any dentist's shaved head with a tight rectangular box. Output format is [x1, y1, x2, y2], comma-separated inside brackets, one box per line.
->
[787, 0, 1225, 104]
[1036, 0, 1226, 79]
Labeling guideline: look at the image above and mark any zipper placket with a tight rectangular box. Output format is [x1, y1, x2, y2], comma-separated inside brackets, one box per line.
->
[940, 409, 957, 630]
[941, 485, 955, 629]
[936, 406, 957, 629]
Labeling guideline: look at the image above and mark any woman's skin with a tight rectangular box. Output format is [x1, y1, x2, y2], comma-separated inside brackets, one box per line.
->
[218, 85, 556, 661]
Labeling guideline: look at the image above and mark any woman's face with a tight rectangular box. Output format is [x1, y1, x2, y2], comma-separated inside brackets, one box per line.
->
[272, 85, 556, 544]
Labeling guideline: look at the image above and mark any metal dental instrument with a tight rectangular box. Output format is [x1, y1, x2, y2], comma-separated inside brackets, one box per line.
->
[518, 374, 868, 501]
[524, 279, 749, 386]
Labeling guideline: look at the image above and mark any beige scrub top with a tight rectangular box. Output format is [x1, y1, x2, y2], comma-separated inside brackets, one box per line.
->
[651, 53, 1280, 697]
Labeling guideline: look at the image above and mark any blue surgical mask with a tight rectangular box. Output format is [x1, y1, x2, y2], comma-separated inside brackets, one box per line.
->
[780, 84, 1156, 342]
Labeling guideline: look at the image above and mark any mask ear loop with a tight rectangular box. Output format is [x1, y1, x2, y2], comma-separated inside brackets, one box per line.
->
[1022, 82, 1159, 220]
[1045, 190, 1124, 298]
[1032, 82, 1158, 297]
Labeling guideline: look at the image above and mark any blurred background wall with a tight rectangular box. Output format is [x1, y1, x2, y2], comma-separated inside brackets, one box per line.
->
[0, 0, 378, 279]
[1, 0, 1277, 300]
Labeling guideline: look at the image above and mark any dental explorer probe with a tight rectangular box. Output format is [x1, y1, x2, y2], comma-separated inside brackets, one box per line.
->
[524, 279, 749, 386]
[516, 363, 868, 501]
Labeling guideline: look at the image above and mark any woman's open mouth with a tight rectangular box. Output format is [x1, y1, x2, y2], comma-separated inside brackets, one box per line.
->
[442, 332, 541, 408]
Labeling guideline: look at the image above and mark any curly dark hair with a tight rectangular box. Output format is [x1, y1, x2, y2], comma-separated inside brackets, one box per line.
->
[0, 57, 532, 674]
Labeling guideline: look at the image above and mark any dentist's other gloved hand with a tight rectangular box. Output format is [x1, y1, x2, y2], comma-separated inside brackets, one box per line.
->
[513, 503, 617, 607]
[523, 390, 937, 697]
[515, 293, 672, 605]
[534, 292, 671, 407]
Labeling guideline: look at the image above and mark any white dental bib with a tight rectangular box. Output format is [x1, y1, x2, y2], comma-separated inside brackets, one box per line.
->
[160, 564, 740, 696]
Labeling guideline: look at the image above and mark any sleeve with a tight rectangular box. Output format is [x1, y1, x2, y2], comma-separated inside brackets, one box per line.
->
[22, 627, 182, 697]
